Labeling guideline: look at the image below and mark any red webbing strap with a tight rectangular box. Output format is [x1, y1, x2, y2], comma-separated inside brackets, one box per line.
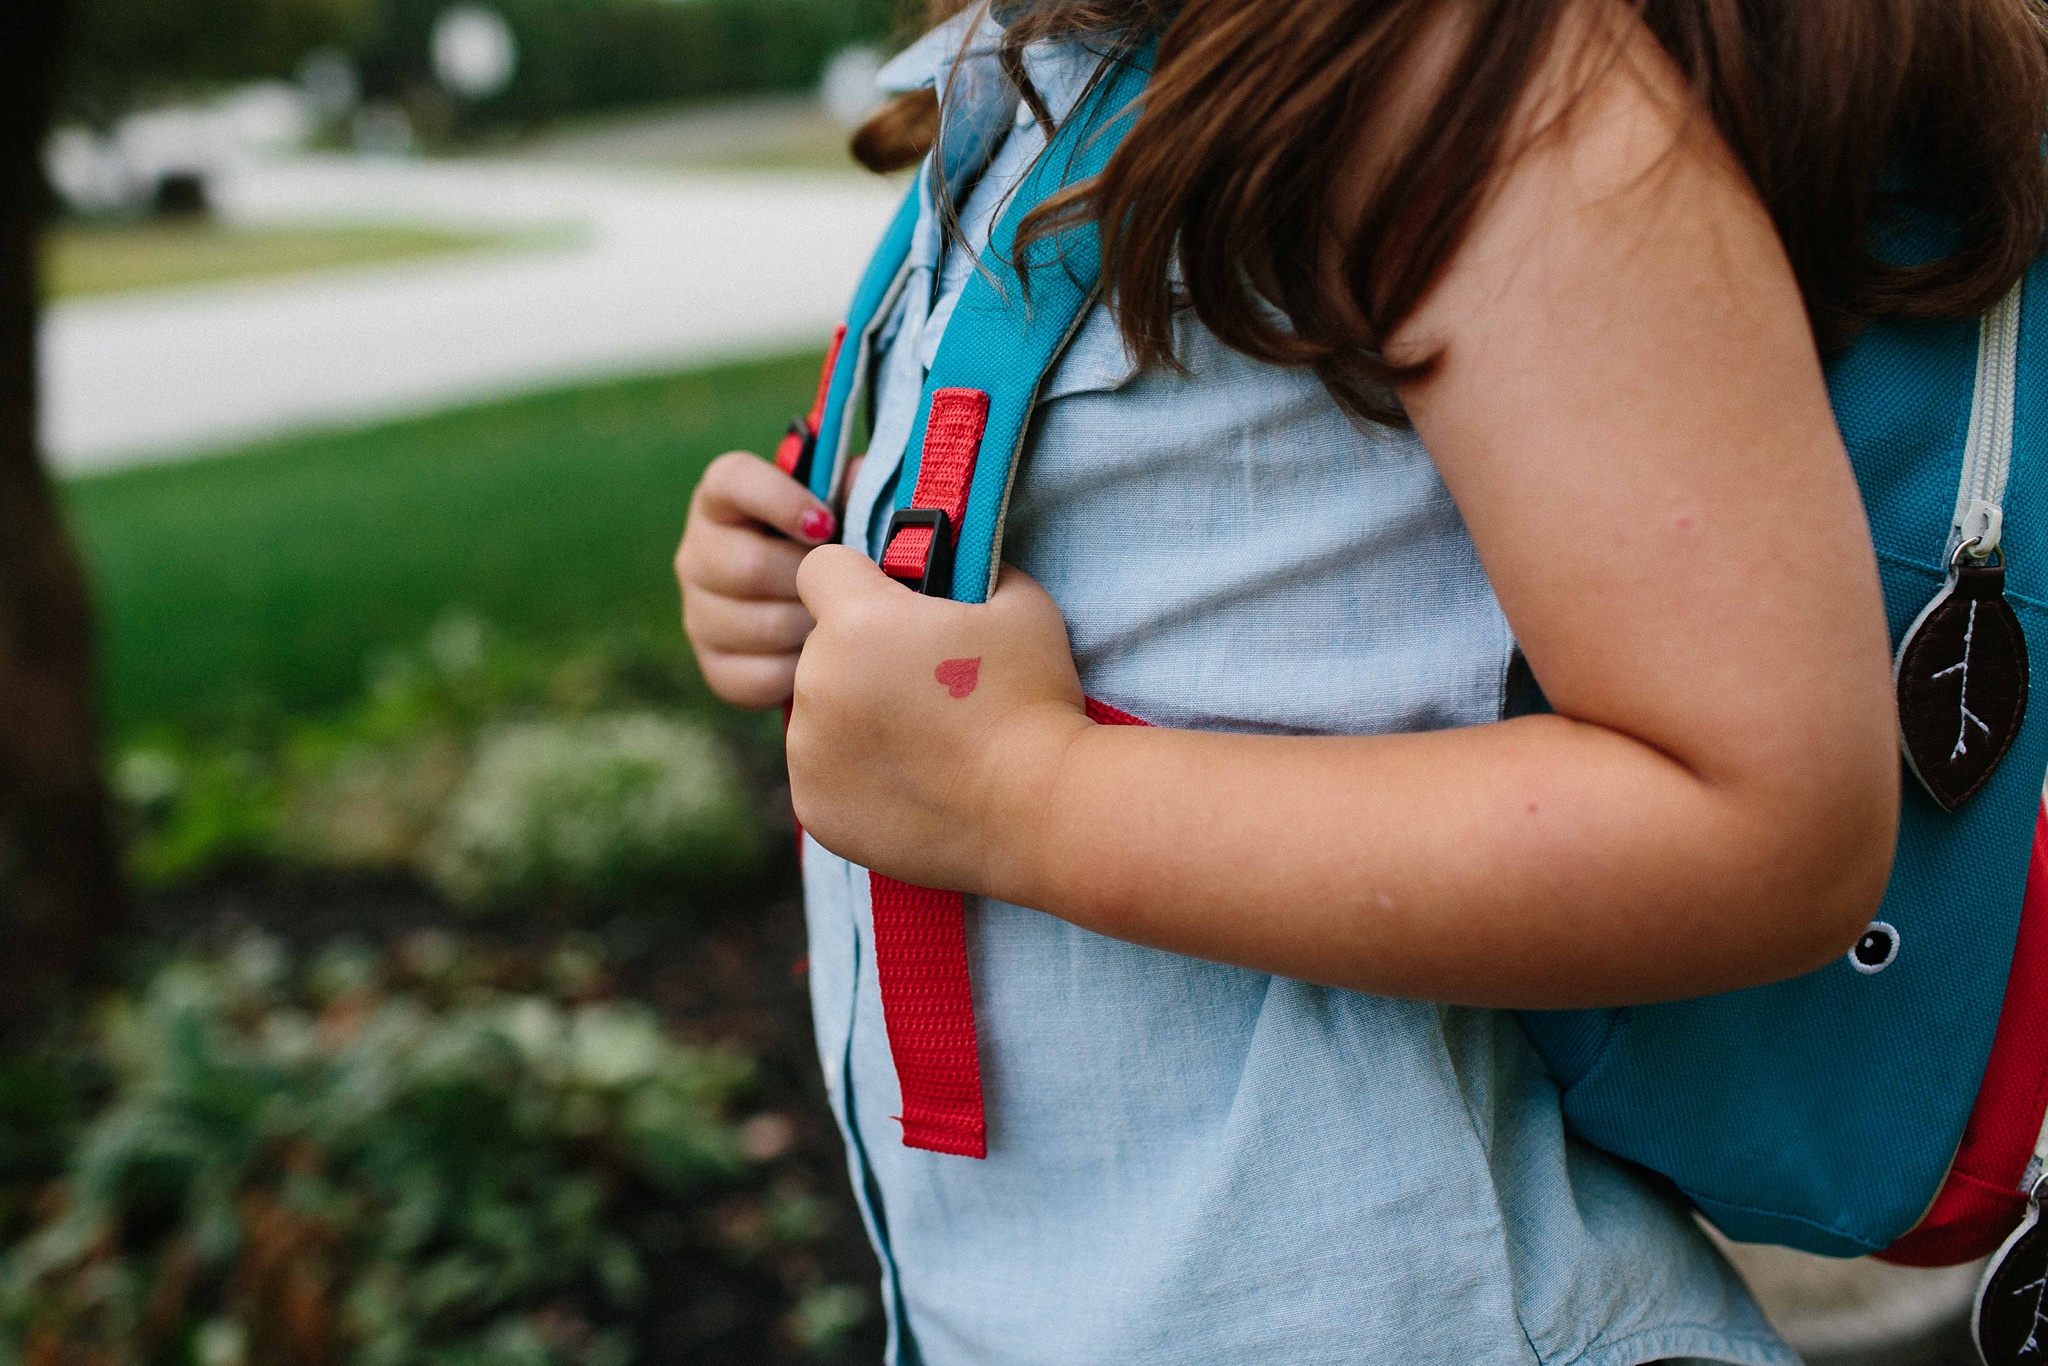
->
[868, 699, 1147, 1158]
[869, 874, 987, 1156]
[880, 387, 990, 581]
[775, 324, 848, 476]
[869, 385, 991, 1155]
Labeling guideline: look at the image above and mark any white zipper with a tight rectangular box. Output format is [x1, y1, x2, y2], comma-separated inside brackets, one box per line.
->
[1952, 278, 2026, 561]
[1955, 275, 2034, 1190]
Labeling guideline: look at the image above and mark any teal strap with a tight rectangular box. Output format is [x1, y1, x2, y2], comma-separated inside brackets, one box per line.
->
[810, 184, 922, 500]
[894, 47, 1154, 603]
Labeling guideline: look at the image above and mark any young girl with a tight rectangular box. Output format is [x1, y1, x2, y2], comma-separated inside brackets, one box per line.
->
[676, 1, 2048, 1360]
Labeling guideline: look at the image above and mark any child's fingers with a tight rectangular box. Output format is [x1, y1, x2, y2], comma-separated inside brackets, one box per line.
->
[795, 544, 896, 620]
[697, 647, 800, 710]
[683, 592, 816, 657]
[695, 451, 836, 543]
[686, 523, 810, 601]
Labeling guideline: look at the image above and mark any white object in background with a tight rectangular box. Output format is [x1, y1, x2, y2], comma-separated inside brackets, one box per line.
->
[212, 83, 311, 157]
[298, 49, 362, 122]
[45, 127, 130, 214]
[820, 45, 885, 128]
[45, 86, 313, 214]
[432, 6, 519, 100]
[113, 105, 224, 187]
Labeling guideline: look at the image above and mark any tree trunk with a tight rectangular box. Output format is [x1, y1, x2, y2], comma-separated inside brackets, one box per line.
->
[0, 0, 120, 1035]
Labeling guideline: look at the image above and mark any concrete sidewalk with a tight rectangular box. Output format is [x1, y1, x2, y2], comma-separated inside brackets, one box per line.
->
[41, 155, 901, 473]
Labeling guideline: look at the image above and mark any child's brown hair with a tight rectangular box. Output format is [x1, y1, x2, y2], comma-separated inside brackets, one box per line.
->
[857, 0, 2048, 423]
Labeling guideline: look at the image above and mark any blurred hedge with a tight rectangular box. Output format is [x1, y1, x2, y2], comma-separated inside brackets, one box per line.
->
[64, 0, 375, 123]
[357, 0, 896, 134]
[63, 0, 898, 131]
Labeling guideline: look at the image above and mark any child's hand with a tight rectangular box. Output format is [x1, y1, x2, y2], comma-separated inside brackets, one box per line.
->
[789, 547, 1090, 894]
[675, 453, 839, 709]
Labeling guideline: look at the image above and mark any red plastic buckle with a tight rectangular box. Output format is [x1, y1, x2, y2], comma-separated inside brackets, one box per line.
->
[773, 415, 816, 483]
[882, 507, 955, 596]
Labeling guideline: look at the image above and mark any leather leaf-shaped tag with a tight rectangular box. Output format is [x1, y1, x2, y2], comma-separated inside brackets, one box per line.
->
[1896, 563, 2029, 811]
[1977, 1199, 2048, 1363]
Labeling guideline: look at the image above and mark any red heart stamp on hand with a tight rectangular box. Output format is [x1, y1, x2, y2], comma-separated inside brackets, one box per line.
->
[935, 657, 981, 698]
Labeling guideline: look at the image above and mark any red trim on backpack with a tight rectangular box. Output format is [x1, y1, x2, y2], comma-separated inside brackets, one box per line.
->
[1880, 801, 2048, 1266]
[1084, 697, 1149, 727]
[774, 324, 847, 477]
[773, 429, 808, 477]
[869, 699, 1149, 1157]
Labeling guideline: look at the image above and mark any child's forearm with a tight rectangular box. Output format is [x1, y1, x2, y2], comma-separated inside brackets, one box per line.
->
[985, 708, 1891, 1010]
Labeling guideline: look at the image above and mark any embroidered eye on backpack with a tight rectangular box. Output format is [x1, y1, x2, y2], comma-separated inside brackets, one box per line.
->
[781, 51, 2048, 1365]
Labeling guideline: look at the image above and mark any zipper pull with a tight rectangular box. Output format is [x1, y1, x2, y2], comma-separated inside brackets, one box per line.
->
[1960, 499, 2006, 560]
[1895, 543, 2030, 811]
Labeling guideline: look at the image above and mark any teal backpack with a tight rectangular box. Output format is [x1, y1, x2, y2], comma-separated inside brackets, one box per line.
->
[776, 48, 2048, 1315]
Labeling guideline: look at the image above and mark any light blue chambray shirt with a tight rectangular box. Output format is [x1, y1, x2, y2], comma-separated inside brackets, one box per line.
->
[802, 16, 1799, 1366]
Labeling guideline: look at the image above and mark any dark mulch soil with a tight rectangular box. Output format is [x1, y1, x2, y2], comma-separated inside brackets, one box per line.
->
[119, 860, 887, 1366]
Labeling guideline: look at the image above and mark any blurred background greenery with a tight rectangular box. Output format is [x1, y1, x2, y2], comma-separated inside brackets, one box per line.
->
[63, 0, 894, 137]
[10, 0, 901, 1357]
[25, 359, 879, 1363]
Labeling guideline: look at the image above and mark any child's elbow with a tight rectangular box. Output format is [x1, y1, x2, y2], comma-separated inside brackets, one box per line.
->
[1747, 746, 1901, 980]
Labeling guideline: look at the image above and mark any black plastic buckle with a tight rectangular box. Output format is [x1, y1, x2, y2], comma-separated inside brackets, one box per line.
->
[779, 415, 816, 486]
[883, 507, 955, 597]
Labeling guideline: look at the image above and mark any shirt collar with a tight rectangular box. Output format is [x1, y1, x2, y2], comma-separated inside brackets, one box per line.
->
[878, 9, 1113, 274]
[875, 7, 1001, 94]
[874, 5, 1106, 126]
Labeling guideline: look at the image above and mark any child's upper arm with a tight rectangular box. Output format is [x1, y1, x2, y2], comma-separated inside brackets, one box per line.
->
[1386, 5, 1898, 868]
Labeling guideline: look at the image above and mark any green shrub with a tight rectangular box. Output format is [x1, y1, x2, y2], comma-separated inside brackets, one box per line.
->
[424, 714, 762, 909]
[114, 744, 285, 887]
[113, 615, 778, 909]
[0, 934, 856, 1365]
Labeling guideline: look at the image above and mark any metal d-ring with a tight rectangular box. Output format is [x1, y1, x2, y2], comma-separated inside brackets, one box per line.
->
[1950, 534, 1988, 572]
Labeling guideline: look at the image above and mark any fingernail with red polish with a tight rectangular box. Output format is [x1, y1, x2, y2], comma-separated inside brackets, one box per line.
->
[798, 508, 835, 542]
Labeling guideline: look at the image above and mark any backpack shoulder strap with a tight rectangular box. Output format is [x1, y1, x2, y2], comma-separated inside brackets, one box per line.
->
[807, 184, 922, 501]
[880, 48, 1153, 605]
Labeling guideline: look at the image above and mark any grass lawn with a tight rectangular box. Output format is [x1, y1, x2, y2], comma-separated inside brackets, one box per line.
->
[64, 351, 822, 733]
[41, 220, 545, 299]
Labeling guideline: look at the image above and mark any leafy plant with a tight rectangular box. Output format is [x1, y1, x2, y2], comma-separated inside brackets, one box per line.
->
[112, 615, 776, 910]
[0, 934, 859, 1366]
[113, 744, 284, 887]
[424, 714, 762, 909]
